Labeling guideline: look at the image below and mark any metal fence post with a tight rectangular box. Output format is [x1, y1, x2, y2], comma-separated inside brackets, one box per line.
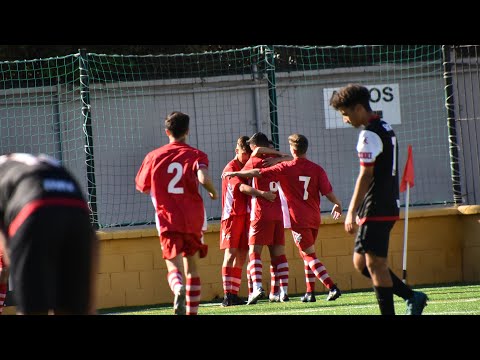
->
[79, 48, 99, 228]
[442, 45, 463, 205]
[265, 45, 279, 149]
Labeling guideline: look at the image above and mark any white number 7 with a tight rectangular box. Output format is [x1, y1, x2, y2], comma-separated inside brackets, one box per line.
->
[299, 176, 310, 200]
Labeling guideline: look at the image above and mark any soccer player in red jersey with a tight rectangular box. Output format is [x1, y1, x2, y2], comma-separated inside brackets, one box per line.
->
[224, 133, 343, 302]
[224, 132, 290, 305]
[135, 111, 218, 315]
[220, 136, 276, 306]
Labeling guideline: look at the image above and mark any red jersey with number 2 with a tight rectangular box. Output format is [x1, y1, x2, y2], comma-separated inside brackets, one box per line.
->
[135, 142, 209, 237]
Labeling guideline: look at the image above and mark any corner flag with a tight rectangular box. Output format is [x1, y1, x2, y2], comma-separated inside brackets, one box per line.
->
[400, 144, 414, 192]
[400, 144, 414, 283]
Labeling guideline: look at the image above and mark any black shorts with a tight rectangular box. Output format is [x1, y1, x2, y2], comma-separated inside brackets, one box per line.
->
[354, 221, 395, 258]
[9, 206, 96, 314]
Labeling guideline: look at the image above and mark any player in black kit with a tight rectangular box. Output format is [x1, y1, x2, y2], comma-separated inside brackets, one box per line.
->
[0, 153, 98, 315]
[330, 84, 428, 315]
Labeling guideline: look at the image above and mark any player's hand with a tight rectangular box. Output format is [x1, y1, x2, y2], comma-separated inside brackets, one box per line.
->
[221, 172, 234, 179]
[209, 191, 219, 200]
[262, 191, 277, 202]
[262, 157, 280, 167]
[344, 211, 358, 234]
[331, 203, 342, 220]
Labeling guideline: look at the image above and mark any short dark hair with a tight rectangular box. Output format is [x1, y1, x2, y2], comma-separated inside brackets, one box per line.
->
[165, 111, 189, 138]
[288, 133, 308, 155]
[329, 83, 372, 111]
[237, 136, 252, 155]
[247, 132, 270, 147]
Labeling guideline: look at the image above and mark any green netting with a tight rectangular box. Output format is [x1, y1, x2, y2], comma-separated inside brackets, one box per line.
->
[0, 54, 88, 210]
[268, 45, 452, 217]
[0, 45, 471, 228]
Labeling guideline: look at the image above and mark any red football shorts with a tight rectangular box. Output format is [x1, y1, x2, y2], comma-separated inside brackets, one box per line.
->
[220, 214, 249, 250]
[248, 219, 285, 246]
[159, 231, 208, 260]
[291, 227, 318, 251]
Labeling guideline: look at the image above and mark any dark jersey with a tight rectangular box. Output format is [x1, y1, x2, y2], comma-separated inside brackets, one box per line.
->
[0, 153, 88, 234]
[356, 116, 400, 222]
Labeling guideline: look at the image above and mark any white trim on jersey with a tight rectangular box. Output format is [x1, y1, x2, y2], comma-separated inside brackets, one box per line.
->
[277, 183, 291, 229]
[250, 177, 258, 222]
[356, 130, 383, 164]
[222, 182, 236, 220]
[151, 195, 161, 235]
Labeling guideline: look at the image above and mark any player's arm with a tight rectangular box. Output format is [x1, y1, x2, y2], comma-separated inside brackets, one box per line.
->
[345, 165, 374, 234]
[251, 146, 288, 158]
[252, 146, 293, 167]
[239, 183, 277, 202]
[222, 168, 261, 179]
[324, 191, 343, 220]
[198, 167, 219, 200]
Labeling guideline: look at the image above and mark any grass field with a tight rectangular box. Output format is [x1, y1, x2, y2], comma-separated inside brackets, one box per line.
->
[100, 282, 480, 315]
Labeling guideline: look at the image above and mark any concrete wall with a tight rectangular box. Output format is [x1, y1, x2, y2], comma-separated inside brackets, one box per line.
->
[92, 205, 480, 310]
[459, 205, 480, 281]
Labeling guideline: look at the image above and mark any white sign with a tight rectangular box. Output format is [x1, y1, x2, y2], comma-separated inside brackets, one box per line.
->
[323, 83, 402, 129]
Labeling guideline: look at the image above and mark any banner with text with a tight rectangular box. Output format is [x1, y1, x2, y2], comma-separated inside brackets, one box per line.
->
[323, 84, 402, 129]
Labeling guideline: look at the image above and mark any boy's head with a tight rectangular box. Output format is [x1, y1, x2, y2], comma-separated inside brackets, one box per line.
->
[165, 111, 190, 139]
[247, 132, 270, 149]
[236, 136, 252, 164]
[329, 84, 372, 112]
[288, 133, 308, 156]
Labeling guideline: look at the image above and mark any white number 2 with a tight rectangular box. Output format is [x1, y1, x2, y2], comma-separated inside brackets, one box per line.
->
[299, 176, 310, 200]
[167, 162, 184, 194]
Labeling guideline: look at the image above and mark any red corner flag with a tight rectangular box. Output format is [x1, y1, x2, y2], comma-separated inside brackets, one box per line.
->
[400, 144, 415, 192]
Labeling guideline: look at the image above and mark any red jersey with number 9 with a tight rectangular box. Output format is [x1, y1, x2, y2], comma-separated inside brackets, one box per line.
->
[242, 155, 283, 223]
[135, 142, 209, 237]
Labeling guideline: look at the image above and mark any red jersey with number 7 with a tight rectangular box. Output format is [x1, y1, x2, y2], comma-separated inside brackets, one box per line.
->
[135, 142, 209, 237]
[259, 158, 333, 229]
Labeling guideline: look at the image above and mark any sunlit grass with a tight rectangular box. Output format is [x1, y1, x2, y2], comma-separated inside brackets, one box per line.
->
[99, 282, 480, 316]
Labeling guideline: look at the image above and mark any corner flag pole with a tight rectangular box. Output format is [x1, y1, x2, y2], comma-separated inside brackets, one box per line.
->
[400, 145, 415, 284]
[402, 183, 410, 284]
